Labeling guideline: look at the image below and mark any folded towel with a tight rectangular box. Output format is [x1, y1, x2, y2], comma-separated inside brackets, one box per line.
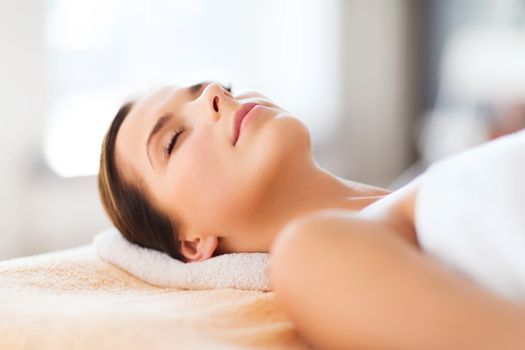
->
[93, 229, 272, 291]
[415, 129, 525, 302]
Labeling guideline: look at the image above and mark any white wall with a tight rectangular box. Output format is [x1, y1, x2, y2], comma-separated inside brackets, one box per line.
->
[330, 0, 414, 186]
[0, 0, 416, 260]
[0, 0, 112, 259]
[0, 0, 44, 258]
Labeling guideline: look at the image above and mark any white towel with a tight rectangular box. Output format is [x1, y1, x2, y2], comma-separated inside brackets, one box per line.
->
[415, 129, 525, 302]
[93, 229, 272, 291]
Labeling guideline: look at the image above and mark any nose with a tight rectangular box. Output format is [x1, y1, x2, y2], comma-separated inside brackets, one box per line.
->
[201, 82, 231, 121]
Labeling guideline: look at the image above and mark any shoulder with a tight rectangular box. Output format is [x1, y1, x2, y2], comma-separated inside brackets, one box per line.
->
[359, 175, 424, 248]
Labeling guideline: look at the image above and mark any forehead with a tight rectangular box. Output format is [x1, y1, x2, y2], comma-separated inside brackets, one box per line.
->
[131, 84, 181, 118]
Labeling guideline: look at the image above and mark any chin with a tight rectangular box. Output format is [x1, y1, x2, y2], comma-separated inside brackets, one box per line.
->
[245, 114, 312, 184]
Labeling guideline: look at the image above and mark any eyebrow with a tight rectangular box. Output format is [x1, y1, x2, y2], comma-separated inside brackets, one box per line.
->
[146, 82, 208, 170]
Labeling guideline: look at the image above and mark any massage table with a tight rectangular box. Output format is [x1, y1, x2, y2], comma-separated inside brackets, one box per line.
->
[0, 244, 309, 349]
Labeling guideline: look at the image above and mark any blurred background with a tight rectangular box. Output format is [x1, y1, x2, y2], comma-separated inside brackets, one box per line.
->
[1, 0, 525, 259]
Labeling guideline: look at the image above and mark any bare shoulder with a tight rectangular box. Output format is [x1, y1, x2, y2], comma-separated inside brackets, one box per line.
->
[359, 175, 425, 248]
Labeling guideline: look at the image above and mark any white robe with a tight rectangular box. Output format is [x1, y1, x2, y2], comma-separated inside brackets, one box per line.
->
[415, 129, 525, 302]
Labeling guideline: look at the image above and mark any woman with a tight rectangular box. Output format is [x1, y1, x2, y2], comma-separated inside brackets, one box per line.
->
[98, 81, 525, 349]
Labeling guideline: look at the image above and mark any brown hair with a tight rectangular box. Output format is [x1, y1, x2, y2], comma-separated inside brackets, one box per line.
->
[98, 101, 184, 260]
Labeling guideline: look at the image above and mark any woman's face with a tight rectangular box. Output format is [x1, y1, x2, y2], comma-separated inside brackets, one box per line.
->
[115, 81, 311, 259]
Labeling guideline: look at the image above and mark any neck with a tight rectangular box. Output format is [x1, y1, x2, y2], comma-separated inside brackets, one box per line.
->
[222, 158, 391, 253]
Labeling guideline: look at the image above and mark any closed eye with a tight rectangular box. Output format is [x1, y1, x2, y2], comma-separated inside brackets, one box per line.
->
[164, 126, 186, 157]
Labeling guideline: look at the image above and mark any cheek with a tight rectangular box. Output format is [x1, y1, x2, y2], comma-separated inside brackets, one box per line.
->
[164, 131, 238, 222]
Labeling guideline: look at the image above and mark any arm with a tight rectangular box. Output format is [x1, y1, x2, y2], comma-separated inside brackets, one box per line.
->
[270, 209, 525, 349]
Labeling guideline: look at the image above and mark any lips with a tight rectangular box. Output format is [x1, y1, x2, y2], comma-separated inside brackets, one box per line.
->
[233, 102, 259, 145]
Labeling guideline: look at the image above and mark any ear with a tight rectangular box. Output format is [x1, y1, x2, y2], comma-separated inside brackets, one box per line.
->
[179, 235, 219, 262]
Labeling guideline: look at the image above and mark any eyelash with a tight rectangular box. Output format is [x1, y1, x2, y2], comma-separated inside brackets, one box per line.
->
[164, 126, 186, 157]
